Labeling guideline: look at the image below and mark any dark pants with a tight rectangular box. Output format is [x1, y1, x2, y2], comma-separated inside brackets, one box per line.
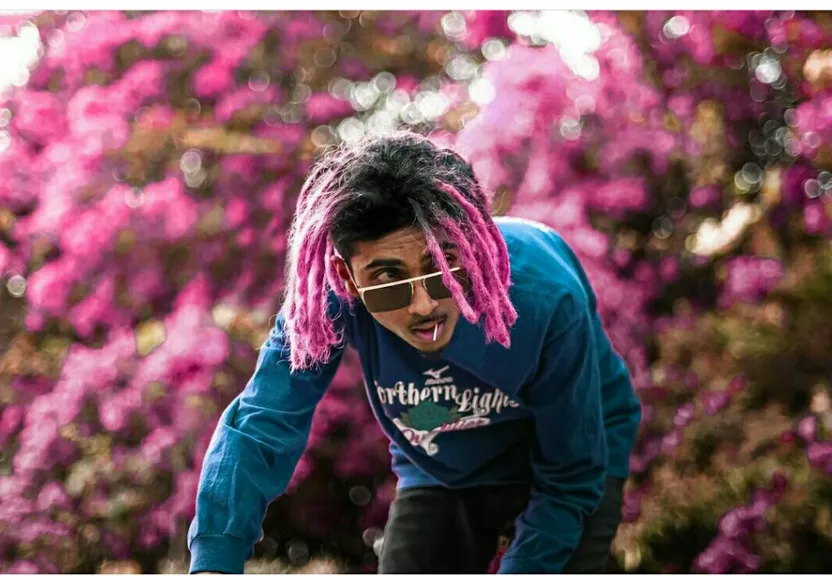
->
[378, 476, 625, 574]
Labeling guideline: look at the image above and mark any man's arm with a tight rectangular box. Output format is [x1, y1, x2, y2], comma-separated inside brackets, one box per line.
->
[499, 294, 607, 574]
[187, 306, 345, 574]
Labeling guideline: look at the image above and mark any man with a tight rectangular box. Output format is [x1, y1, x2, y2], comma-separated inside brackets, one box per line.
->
[188, 131, 642, 574]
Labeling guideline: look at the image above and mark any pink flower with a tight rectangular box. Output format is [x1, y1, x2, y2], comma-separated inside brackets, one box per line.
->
[305, 92, 353, 123]
[139, 522, 162, 549]
[588, 178, 651, 214]
[139, 177, 199, 241]
[128, 265, 167, 305]
[807, 442, 832, 470]
[26, 259, 77, 314]
[220, 154, 260, 185]
[100, 389, 142, 432]
[37, 482, 72, 512]
[60, 207, 119, 257]
[724, 257, 785, 304]
[13, 90, 68, 144]
[224, 197, 249, 228]
[135, 104, 176, 129]
[66, 86, 130, 142]
[281, 15, 324, 44]
[192, 59, 235, 98]
[460, 11, 513, 47]
[169, 470, 199, 519]
[804, 203, 829, 235]
[701, 390, 731, 416]
[119, 60, 168, 108]
[69, 276, 119, 337]
[6, 561, 39, 574]
[141, 427, 178, 465]
[797, 416, 817, 442]
[0, 405, 24, 441]
[132, 10, 182, 47]
[689, 185, 721, 209]
[215, 87, 278, 122]
[672, 403, 696, 428]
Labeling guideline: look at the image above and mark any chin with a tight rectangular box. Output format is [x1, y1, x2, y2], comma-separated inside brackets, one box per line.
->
[409, 338, 444, 352]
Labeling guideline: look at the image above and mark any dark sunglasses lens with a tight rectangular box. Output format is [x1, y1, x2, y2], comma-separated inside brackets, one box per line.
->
[363, 284, 413, 313]
[425, 270, 468, 300]
[425, 275, 452, 300]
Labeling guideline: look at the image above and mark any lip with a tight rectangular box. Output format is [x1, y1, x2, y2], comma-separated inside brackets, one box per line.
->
[410, 315, 447, 332]
[411, 318, 446, 342]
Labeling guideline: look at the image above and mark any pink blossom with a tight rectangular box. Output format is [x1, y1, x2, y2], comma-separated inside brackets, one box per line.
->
[5, 561, 39, 574]
[26, 259, 77, 314]
[589, 178, 651, 214]
[281, 15, 324, 44]
[12, 90, 68, 143]
[141, 427, 178, 465]
[701, 390, 731, 416]
[119, 60, 168, 108]
[225, 197, 249, 228]
[66, 86, 130, 143]
[305, 92, 353, 123]
[797, 416, 817, 442]
[132, 10, 182, 47]
[215, 86, 278, 122]
[0, 405, 24, 441]
[192, 58, 236, 98]
[807, 442, 832, 470]
[69, 276, 120, 337]
[36, 482, 72, 511]
[804, 202, 829, 235]
[689, 185, 721, 209]
[220, 154, 260, 185]
[136, 104, 176, 129]
[139, 177, 199, 241]
[724, 257, 785, 303]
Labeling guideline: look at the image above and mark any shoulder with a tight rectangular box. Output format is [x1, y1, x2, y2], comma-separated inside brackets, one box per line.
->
[495, 216, 590, 329]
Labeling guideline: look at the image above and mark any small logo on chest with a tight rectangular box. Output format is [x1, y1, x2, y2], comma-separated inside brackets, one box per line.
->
[423, 365, 453, 385]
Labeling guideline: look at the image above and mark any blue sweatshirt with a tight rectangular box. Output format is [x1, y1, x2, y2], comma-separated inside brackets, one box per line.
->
[187, 216, 642, 574]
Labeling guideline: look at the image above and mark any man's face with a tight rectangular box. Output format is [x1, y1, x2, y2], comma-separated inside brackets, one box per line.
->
[335, 227, 462, 353]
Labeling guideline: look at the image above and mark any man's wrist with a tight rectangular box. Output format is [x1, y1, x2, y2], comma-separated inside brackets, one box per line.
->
[189, 534, 250, 575]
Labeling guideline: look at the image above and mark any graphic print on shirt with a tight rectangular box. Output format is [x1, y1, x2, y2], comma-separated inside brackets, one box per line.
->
[374, 366, 520, 456]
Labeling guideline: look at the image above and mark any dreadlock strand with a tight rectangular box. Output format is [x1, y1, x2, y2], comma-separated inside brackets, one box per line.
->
[435, 181, 516, 325]
[439, 217, 495, 323]
[285, 164, 346, 372]
[304, 232, 335, 349]
[407, 198, 478, 321]
[435, 182, 497, 256]
[442, 215, 514, 347]
[436, 179, 512, 290]
[424, 226, 478, 323]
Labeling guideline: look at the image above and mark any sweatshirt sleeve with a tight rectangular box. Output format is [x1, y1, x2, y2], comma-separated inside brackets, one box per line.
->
[187, 299, 346, 574]
[498, 294, 607, 574]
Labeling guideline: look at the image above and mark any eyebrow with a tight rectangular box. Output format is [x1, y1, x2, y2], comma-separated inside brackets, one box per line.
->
[364, 241, 457, 271]
[364, 257, 405, 271]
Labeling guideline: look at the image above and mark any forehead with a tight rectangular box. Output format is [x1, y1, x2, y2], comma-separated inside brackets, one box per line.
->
[350, 227, 454, 271]
[350, 227, 427, 267]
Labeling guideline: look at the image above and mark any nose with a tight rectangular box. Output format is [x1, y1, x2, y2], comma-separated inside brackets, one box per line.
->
[408, 280, 438, 317]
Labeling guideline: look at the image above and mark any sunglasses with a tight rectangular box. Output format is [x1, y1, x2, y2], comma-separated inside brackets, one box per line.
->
[352, 267, 467, 313]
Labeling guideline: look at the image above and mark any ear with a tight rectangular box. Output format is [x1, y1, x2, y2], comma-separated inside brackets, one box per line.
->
[331, 255, 360, 298]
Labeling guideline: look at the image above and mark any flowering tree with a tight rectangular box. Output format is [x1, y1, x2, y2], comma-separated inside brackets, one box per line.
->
[0, 8, 830, 574]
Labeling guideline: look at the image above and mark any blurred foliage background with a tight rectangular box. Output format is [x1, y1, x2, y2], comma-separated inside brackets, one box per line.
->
[0, 9, 831, 574]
